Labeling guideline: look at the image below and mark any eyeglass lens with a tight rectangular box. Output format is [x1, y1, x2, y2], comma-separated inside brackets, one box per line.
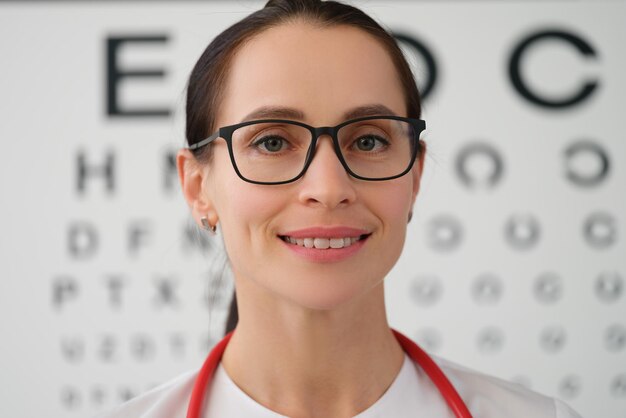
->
[230, 118, 416, 183]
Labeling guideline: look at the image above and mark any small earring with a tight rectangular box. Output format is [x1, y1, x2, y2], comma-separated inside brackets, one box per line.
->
[408, 211, 413, 223]
[201, 216, 217, 235]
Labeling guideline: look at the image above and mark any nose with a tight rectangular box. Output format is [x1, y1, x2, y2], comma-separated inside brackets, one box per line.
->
[297, 135, 357, 209]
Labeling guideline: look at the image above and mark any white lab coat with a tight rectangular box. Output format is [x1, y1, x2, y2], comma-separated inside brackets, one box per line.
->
[94, 352, 583, 417]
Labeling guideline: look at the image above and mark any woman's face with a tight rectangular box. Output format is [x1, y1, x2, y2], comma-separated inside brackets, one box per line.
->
[196, 22, 424, 310]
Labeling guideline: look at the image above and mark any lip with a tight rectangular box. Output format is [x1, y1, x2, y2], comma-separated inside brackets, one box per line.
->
[279, 226, 370, 239]
[278, 226, 371, 263]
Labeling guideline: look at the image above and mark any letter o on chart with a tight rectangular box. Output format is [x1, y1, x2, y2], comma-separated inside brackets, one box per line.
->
[471, 273, 503, 305]
[427, 214, 463, 251]
[410, 275, 443, 307]
[455, 142, 504, 190]
[505, 214, 540, 250]
[583, 212, 617, 249]
[392, 32, 438, 100]
[595, 271, 623, 303]
[564, 140, 610, 187]
[534, 272, 563, 304]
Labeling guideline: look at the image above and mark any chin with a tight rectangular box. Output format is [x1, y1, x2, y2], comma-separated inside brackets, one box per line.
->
[279, 277, 381, 312]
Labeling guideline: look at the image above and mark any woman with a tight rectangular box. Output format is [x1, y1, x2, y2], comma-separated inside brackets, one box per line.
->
[97, 0, 584, 417]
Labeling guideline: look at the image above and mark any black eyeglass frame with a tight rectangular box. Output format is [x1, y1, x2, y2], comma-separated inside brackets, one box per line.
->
[187, 115, 426, 185]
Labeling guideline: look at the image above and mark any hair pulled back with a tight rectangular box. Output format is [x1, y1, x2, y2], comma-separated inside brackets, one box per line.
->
[184, 0, 423, 336]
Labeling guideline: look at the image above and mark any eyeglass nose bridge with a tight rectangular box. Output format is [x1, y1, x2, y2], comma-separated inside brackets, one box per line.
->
[303, 125, 347, 170]
[310, 126, 339, 145]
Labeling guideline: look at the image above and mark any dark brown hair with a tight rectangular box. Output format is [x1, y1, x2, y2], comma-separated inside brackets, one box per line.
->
[184, 0, 423, 336]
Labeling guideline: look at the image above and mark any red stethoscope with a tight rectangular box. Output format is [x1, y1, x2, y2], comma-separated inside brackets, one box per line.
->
[187, 327, 473, 418]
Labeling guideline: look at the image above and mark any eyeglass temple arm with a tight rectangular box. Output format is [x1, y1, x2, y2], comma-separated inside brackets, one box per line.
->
[188, 131, 220, 150]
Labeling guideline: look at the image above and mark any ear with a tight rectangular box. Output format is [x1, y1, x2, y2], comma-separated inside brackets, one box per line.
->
[176, 148, 218, 228]
[410, 140, 427, 206]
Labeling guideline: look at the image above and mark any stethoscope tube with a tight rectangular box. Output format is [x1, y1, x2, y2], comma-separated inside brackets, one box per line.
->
[391, 329, 473, 418]
[187, 327, 473, 418]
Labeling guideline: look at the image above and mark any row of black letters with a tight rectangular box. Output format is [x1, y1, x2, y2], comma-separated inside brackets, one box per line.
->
[416, 324, 625, 354]
[63, 371, 626, 412]
[51, 270, 622, 310]
[57, 323, 625, 365]
[59, 333, 219, 363]
[63, 209, 619, 263]
[106, 28, 602, 117]
[75, 140, 612, 195]
[411, 271, 623, 305]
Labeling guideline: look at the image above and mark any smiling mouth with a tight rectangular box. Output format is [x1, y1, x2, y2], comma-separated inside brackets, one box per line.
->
[279, 234, 370, 249]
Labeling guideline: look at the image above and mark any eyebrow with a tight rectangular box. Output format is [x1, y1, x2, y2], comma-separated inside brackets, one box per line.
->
[240, 103, 398, 124]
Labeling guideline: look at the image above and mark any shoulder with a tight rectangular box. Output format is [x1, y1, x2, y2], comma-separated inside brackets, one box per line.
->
[428, 354, 583, 418]
[92, 369, 198, 418]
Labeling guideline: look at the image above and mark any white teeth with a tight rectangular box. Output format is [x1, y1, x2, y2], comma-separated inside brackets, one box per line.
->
[314, 238, 330, 249]
[282, 235, 365, 249]
[330, 238, 344, 248]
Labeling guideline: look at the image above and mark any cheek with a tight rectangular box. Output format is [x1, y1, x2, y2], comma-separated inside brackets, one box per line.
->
[228, 186, 280, 232]
[212, 167, 285, 265]
[209, 146, 280, 229]
[367, 178, 414, 228]
[366, 179, 414, 270]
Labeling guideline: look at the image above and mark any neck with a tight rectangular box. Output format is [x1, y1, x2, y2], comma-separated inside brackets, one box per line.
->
[220, 275, 405, 418]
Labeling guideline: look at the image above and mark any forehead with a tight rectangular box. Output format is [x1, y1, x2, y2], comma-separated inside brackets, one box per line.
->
[217, 21, 406, 126]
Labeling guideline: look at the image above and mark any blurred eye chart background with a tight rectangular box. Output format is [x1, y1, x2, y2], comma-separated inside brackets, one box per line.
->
[0, 1, 624, 417]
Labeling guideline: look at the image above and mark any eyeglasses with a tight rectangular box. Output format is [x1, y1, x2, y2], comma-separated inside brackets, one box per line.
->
[188, 115, 426, 185]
